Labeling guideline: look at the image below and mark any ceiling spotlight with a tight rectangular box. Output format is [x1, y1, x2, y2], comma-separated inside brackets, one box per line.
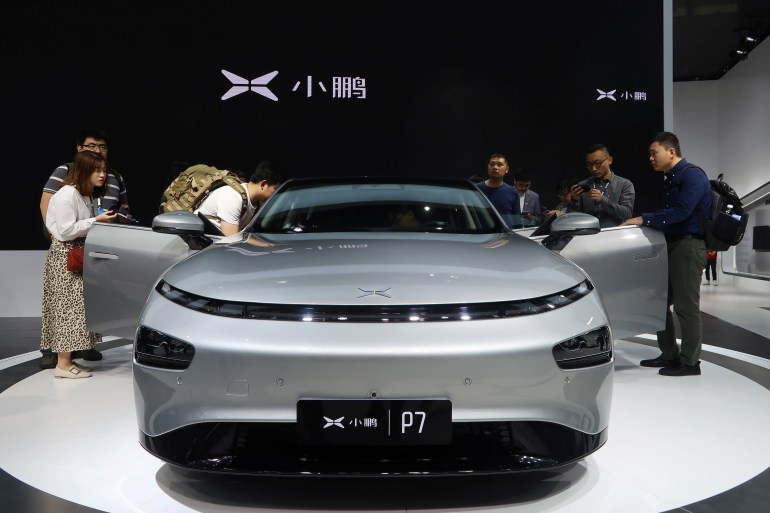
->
[745, 35, 757, 44]
[730, 49, 749, 61]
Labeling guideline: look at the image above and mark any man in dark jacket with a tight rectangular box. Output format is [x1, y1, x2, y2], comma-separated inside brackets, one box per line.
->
[622, 132, 712, 376]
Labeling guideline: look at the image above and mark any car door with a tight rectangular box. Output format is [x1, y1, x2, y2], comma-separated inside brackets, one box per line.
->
[83, 222, 202, 339]
[530, 223, 668, 341]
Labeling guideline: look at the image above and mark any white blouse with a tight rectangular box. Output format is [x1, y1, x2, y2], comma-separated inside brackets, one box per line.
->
[46, 185, 96, 241]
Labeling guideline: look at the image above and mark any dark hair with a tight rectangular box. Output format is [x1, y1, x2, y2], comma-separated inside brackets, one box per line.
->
[512, 167, 532, 182]
[650, 131, 682, 157]
[586, 143, 609, 155]
[557, 176, 581, 192]
[64, 150, 107, 197]
[77, 128, 110, 146]
[488, 153, 508, 166]
[250, 160, 282, 186]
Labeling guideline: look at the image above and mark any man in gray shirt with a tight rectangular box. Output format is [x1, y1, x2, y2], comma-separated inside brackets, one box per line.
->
[569, 144, 635, 227]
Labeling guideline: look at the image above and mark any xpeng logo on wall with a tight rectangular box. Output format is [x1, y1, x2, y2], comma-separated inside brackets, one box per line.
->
[221, 69, 367, 102]
[595, 87, 648, 102]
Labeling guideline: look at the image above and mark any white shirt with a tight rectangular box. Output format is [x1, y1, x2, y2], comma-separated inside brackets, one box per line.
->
[194, 182, 256, 231]
[46, 185, 96, 241]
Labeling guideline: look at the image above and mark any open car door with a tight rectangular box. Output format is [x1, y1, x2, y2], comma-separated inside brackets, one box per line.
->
[83, 216, 216, 340]
[527, 214, 668, 341]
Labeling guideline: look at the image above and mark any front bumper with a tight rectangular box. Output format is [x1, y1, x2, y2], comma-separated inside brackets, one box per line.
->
[141, 420, 608, 476]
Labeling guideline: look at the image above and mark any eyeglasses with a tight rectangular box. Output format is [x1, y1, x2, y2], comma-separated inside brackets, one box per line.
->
[585, 156, 610, 169]
[81, 143, 108, 151]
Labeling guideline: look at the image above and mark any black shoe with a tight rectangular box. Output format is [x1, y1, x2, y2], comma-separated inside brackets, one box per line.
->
[639, 354, 678, 368]
[659, 361, 701, 376]
[39, 353, 57, 369]
[72, 349, 103, 361]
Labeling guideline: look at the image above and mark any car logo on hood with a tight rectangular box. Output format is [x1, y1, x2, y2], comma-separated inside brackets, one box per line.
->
[358, 287, 392, 298]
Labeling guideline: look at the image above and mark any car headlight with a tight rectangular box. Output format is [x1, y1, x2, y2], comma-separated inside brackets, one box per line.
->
[552, 326, 612, 369]
[135, 326, 195, 370]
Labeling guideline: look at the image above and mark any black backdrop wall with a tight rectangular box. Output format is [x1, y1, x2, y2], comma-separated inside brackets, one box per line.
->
[3, 1, 664, 250]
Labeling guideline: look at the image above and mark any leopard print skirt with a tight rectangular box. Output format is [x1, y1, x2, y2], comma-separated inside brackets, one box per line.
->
[40, 238, 102, 353]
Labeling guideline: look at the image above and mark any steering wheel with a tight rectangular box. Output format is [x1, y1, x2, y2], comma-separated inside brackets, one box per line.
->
[529, 212, 557, 237]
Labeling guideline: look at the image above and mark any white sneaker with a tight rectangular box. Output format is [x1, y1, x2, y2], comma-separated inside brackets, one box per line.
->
[704, 282, 710, 286]
[713, 282, 718, 286]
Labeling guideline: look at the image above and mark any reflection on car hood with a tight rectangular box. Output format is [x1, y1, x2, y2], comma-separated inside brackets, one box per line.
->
[161, 233, 588, 304]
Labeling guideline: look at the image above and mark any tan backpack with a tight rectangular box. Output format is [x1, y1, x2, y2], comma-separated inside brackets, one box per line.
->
[159, 164, 247, 214]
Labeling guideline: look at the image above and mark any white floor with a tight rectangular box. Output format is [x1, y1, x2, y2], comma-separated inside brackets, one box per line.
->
[1, 336, 770, 513]
[699, 274, 770, 340]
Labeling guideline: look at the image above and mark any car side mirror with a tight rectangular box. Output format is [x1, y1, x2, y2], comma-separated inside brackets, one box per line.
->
[152, 211, 212, 250]
[541, 213, 601, 251]
[550, 212, 601, 236]
[152, 211, 205, 234]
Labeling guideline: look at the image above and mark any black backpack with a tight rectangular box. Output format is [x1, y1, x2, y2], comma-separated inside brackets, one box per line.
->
[682, 164, 748, 251]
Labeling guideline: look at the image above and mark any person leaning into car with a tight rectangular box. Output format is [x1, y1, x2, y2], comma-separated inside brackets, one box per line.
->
[569, 143, 635, 227]
[42, 151, 118, 379]
[38, 128, 131, 369]
[194, 160, 282, 236]
[621, 131, 712, 377]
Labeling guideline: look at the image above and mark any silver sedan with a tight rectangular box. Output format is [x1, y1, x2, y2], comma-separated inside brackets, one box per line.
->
[84, 177, 667, 476]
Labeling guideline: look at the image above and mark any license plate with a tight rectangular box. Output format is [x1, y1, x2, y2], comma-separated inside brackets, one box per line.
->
[297, 399, 452, 446]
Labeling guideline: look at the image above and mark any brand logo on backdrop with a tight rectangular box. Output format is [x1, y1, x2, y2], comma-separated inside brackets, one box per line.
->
[596, 88, 648, 102]
[323, 416, 345, 429]
[221, 69, 368, 102]
[222, 70, 279, 101]
[596, 89, 617, 101]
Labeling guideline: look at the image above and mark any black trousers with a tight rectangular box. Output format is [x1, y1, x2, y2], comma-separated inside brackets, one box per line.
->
[705, 259, 717, 281]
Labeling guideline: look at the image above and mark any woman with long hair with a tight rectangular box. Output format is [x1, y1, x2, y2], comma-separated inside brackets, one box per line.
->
[41, 151, 117, 378]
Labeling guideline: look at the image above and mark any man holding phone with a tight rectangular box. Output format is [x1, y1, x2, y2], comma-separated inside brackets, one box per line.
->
[570, 143, 635, 227]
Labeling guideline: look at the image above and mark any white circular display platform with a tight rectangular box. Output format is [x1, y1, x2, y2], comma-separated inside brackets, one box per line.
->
[1, 341, 769, 513]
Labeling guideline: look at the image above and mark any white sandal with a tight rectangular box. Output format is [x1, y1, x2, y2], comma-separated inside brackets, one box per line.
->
[53, 365, 92, 379]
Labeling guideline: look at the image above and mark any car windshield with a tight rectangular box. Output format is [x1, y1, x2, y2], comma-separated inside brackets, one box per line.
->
[251, 177, 506, 234]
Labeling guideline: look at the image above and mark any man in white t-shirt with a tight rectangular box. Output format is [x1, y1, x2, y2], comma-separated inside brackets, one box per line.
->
[195, 161, 282, 236]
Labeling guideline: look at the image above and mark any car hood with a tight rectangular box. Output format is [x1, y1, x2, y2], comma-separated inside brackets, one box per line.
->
[160, 233, 588, 304]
